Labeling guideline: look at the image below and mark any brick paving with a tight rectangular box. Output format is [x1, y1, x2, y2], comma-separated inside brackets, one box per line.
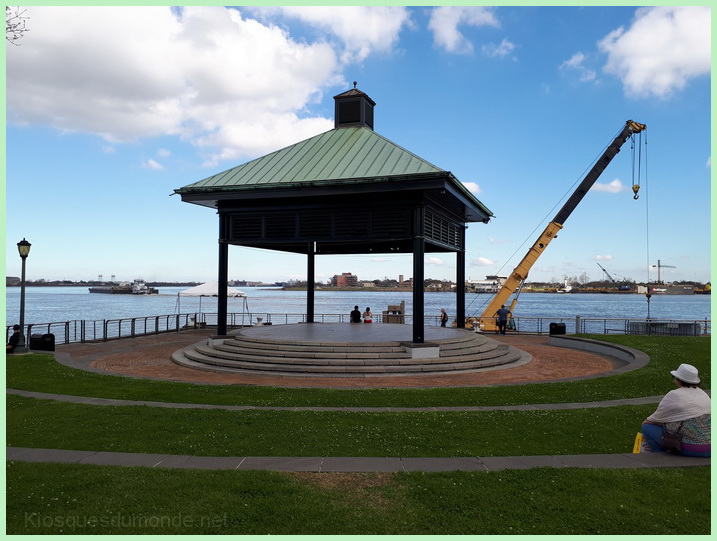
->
[54, 329, 616, 388]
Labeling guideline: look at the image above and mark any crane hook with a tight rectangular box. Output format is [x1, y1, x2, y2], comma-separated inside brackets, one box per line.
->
[632, 184, 640, 200]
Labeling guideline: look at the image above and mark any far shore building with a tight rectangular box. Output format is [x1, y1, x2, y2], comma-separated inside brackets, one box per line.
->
[332, 272, 359, 288]
[175, 85, 493, 343]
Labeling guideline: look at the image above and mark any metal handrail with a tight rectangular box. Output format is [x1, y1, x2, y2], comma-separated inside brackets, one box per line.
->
[6, 314, 711, 346]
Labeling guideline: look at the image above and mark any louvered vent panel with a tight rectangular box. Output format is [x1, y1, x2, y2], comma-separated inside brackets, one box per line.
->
[334, 211, 369, 238]
[425, 211, 462, 249]
[299, 211, 332, 238]
[372, 209, 410, 237]
[230, 215, 262, 240]
[265, 214, 297, 239]
[337, 100, 361, 124]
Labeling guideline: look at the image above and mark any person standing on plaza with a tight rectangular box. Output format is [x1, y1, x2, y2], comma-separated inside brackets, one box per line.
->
[494, 305, 511, 335]
[440, 308, 448, 327]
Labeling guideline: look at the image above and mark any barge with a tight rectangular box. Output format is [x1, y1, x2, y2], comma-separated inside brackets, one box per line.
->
[89, 280, 158, 295]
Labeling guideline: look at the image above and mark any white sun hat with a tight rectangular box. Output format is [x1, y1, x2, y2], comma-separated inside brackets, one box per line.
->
[670, 363, 700, 385]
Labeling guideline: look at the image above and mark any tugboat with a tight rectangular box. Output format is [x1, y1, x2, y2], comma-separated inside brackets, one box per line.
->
[89, 279, 158, 294]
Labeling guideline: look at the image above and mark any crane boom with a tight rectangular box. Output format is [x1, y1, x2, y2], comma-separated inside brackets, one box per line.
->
[597, 262, 616, 282]
[476, 120, 646, 331]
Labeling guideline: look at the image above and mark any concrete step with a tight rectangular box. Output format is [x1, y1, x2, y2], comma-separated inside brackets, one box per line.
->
[232, 334, 404, 348]
[197, 343, 410, 362]
[216, 339, 409, 357]
[174, 351, 522, 378]
[194, 342, 515, 367]
[174, 342, 523, 377]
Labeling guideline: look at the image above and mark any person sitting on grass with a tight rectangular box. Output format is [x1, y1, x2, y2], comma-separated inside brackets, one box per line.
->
[641, 363, 711, 457]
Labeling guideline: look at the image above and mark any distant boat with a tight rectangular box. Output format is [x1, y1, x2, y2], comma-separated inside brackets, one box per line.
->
[468, 275, 505, 293]
[556, 276, 573, 293]
[89, 279, 158, 295]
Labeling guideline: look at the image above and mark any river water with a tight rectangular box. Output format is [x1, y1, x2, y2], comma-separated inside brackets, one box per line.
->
[5, 286, 711, 326]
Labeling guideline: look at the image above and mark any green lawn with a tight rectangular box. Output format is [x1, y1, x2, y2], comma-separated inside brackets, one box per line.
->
[7, 395, 655, 456]
[6, 462, 710, 535]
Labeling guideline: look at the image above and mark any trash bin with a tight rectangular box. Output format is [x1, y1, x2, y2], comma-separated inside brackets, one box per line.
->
[30, 333, 55, 351]
[382, 301, 405, 324]
[549, 322, 566, 335]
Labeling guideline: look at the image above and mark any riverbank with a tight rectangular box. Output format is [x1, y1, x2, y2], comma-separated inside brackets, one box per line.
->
[281, 286, 708, 295]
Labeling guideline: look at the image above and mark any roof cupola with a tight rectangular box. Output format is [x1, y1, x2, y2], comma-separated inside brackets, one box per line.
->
[333, 82, 375, 130]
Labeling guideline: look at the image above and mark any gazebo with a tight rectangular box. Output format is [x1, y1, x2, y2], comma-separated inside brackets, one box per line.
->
[175, 85, 493, 343]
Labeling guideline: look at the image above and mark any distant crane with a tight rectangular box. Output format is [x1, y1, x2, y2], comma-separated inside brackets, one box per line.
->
[596, 263, 632, 291]
[596, 262, 617, 283]
[652, 260, 676, 284]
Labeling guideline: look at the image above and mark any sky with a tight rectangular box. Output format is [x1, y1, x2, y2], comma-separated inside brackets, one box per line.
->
[4, 5, 712, 286]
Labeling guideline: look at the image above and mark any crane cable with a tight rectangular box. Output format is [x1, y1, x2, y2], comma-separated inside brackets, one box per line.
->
[631, 129, 646, 199]
[636, 129, 652, 316]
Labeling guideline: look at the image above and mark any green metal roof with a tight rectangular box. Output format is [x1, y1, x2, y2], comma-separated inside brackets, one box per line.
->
[177, 126, 443, 192]
[176, 125, 492, 221]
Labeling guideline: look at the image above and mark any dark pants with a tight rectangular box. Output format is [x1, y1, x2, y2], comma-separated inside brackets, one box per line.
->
[497, 320, 508, 334]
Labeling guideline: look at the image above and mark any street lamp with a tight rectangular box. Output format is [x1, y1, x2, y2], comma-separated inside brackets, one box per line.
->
[16, 238, 31, 353]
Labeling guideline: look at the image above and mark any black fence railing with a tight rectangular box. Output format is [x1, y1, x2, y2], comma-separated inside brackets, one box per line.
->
[5, 313, 710, 346]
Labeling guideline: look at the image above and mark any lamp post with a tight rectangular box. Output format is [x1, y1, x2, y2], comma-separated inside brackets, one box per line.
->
[16, 238, 31, 353]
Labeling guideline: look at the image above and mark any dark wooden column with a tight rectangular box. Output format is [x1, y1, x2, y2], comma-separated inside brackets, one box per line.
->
[307, 242, 315, 323]
[217, 214, 229, 335]
[456, 226, 466, 328]
[412, 206, 425, 343]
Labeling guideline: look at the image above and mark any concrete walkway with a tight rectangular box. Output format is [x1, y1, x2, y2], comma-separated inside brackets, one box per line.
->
[8, 387, 665, 411]
[6, 446, 709, 472]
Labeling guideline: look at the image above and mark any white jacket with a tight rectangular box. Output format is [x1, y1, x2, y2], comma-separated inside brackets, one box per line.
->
[646, 386, 711, 424]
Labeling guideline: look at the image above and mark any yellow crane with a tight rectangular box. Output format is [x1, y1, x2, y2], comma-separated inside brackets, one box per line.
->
[474, 120, 646, 332]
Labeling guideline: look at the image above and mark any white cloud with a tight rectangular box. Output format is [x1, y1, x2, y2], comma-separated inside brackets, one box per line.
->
[482, 38, 516, 59]
[426, 257, 444, 266]
[594, 255, 614, 261]
[470, 257, 496, 267]
[247, 6, 412, 63]
[487, 237, 510, 245]
[428, 6, 499, 54]
[598, 6, 710, 98]
[157, 148, 171, 158]
[591, 178, 625, 193]
[462, 181, 482, 194]
[142, 159, 164, 171]
[560, 52, 597, 82]
[6, 6, 344, 165]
